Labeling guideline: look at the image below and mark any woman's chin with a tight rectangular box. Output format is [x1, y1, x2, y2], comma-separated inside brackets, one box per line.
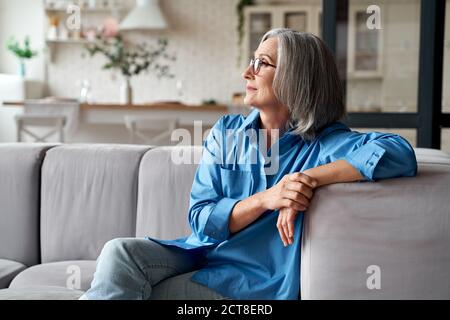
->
[243, 96, 256, 106]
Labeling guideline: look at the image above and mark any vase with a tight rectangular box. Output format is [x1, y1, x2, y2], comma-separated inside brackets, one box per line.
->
[120, 77, 133, 105]
[18, 60, 26, 78]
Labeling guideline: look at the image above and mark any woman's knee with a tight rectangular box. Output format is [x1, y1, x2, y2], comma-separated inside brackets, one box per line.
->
[99, 237, 137, 261]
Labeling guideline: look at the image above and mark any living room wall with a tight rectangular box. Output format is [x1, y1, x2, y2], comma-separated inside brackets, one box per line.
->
[0, 0, 46, 82]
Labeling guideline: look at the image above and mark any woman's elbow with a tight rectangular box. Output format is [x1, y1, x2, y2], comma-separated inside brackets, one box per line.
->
[389, 136, 417, 177]
[373, 136, 417, 179]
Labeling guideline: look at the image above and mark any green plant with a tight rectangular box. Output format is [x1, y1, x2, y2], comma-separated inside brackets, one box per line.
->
[236, 0, 254, 67]
[85, 34, 176, 79]
[6, 36, 38, 60]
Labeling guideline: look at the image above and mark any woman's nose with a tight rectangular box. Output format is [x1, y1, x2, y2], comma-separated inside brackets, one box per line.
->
[242, 64, 254, 80]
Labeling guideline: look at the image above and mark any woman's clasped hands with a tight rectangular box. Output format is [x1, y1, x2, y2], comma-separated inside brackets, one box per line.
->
[260, 172, 318, 247]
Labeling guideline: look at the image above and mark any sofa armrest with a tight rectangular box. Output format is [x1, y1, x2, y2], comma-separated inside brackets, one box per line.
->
[301, 161, 450, 299]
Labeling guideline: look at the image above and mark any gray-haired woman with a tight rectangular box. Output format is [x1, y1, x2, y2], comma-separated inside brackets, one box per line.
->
[80, 28, 417, 300]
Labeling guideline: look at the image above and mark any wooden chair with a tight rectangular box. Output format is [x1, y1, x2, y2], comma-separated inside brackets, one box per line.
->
[15, 114, 67, 143]
[124, 115, 178, 145]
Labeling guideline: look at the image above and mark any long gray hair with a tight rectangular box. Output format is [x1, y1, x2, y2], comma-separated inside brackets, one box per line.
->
[261, 28, 345, 141]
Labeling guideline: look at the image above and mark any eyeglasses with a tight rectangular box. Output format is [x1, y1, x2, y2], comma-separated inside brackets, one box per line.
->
[249, 58, 277, 75]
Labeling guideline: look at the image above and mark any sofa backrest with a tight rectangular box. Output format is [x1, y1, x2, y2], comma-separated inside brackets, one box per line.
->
[135, 146, 202, 239]
[40, 144, 150, 263]
[0, 143, 55, 266]
[301, 148, 450, 299]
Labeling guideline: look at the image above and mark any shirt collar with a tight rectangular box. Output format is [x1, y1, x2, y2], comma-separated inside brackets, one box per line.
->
[238, 108, 294, 134]
[237, 108, 349, 142]
[238, 107, 260, 132]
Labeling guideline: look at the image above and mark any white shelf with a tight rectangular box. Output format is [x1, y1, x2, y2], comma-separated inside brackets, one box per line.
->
[46, 39, 94, 44]
[45, 38, 96, 62]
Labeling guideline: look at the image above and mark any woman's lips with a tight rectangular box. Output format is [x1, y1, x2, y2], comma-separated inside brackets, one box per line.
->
[246, 85, 257, 91]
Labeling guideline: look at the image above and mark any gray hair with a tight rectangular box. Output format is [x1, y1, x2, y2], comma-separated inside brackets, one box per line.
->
[261, 28, 345, 141]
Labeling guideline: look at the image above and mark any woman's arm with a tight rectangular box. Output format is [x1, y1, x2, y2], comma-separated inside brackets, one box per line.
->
[277, 160, 363, 246]
[302, 159, 364, 187]
[228, 193, 266, 234]
[229, 172, 317, 234]
[228, 158, 362, 238]
[278, 133, 418, 246]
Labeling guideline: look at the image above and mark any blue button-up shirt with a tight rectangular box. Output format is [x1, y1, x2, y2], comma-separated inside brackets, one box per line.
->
[147, 108, 417, 300]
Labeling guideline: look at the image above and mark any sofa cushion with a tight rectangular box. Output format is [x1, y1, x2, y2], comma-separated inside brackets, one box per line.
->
[9, 260, 96, 292]
[300, 148, 450, 299]
[0, 143, 55, 266]
[136, 146, 202, 239]
[40, 144, 151, 262]
[0, 286, 84, 300]
[0, 259, 27, 289]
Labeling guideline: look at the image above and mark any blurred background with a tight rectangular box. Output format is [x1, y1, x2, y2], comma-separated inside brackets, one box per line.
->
[0, 0, 449, 151]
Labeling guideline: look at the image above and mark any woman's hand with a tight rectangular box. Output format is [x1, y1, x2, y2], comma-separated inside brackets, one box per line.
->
[259, 172, 317, 246]
[275, 160, 364, 246]
[261, 172, 317, 212]
[266, 172, 318, 247]
[277, 207, 298, 246]
[229, 173, 316, 235]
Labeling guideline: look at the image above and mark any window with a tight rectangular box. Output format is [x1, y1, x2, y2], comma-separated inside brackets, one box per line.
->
[324, 0, 447, 149]
[353, 11, 380, 72]
[249, 13, 272, 60]
[346, 0, 420, 113]
[442, 0, 450, 151]
[442, 129, 450, 152]
[444, 0, 450, 114]
[284, 12, 307, 32]
[244, 3, 322, 68]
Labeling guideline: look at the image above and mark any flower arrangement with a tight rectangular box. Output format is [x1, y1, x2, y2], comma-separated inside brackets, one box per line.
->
[6, 36, 38, 77]
[84, 32, 176, 104]
[85, 34, 176, 79]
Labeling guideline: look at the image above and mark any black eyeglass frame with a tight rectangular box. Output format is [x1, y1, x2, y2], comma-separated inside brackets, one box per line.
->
[249, 58, 277, 75]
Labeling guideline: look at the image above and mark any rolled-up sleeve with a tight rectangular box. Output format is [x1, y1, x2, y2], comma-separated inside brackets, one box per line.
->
[188, 117, 241, 244]
[320, 131, 418, 182]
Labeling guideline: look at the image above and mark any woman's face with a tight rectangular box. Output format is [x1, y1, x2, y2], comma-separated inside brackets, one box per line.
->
[242, 37, 279, 110]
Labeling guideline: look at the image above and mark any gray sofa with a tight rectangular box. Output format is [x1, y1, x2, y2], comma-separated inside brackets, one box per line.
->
[0, 143, 449, 300]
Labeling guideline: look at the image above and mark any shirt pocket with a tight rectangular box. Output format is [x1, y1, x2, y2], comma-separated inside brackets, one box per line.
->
[219, 167, 254, 199]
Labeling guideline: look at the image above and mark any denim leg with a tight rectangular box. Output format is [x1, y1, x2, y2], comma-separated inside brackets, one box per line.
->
[150, 271, 229, 300]
[81, 237, 206, 300]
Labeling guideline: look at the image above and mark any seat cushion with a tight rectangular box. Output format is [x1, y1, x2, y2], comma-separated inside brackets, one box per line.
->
[0, 143, 56, 266]
[9, 260, 96, 292]
[40, 144, 151, 262]
[0, 259, 26, 289]
[0, 286, 84, 300]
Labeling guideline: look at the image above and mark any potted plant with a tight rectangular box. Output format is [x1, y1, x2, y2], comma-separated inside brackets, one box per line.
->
[6, 36, 38, 78]
[85, 34, 176, 105]
[236, 0, 254, 67]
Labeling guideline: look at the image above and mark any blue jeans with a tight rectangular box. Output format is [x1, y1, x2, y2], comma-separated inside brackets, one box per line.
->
[80, 238, 227, 300]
